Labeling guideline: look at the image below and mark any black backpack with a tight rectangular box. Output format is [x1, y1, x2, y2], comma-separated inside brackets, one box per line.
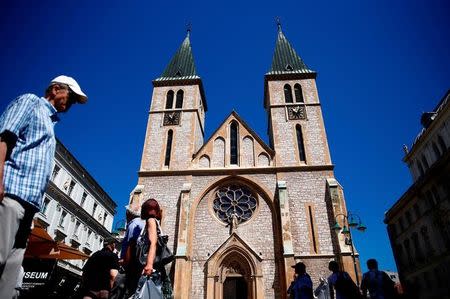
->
[334, 272, 362, 299]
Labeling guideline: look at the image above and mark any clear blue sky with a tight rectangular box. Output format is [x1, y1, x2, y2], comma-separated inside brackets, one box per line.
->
[1, 0, 449, 273]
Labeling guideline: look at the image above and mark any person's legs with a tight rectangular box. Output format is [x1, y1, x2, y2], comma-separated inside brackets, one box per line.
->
[0, 196, 25, 299]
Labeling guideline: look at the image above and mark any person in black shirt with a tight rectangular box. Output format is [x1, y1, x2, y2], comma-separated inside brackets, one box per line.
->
[82, 237, 119, 299]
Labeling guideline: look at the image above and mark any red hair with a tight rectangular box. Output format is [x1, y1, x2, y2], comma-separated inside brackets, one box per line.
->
[140, 198, 162, 220]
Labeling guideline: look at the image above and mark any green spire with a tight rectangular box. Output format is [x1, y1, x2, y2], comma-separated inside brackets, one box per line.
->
[155, 30, 200, 81]
[267, 27, 314, 75]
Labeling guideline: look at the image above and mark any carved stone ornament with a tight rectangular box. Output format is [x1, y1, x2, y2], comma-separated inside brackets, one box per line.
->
[163, 111, 181, 126]
[287, 105, 306, 120]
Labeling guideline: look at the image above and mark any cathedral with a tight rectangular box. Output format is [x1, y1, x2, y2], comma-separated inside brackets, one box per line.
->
[128, 26, 361, 298]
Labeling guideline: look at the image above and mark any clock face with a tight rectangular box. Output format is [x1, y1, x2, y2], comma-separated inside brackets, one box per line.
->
[163, 111, 181, 126]
[287, 105, 306, 120]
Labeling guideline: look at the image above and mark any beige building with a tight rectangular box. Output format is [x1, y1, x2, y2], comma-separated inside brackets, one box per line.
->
[385, 90, 450, 299]
[129, 28, 361, 298]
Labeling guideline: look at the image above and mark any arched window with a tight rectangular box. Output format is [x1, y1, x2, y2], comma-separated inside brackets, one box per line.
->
[421, 155, 429, 170]
[165, 90, 174, 109]
[437, 135, 447, 153]
[432, 142, 441, 159]
[294, 84, 304, 103]
[296, 125, 306, 162]
[284, 84, 293, 103]
[164, 130, 173, 167]
[175, 90, 184, 108]
[230, 122, 239, 165]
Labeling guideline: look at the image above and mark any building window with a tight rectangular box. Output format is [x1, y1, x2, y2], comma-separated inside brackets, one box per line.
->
[41, 197, 51, 215]
[175, 90, 183, 108]
[423, 272, 432, 289]
[165, 90, 174, 109]
[51, 164, 60, 181]
[432, 142, 441, 159]
[74, 221, 81, 238]
[431, 186, 440, 203]
[294, 84, 304, 103]
[80, 192, 87, 207]
[92, 203, 98, 216]
[284, 84, 293, 103]
[416, 160, 425, 177]
[404, 239, 413, 265]
[86, 229, 92, 245]
[164, 130, 173, 167]
[398, 216, 405, 231]
[420, 226, 434, 255]
[296, 125, 306, 162]
[426, 190, 437, 207]
[405, 211, 412, 225]
[437, 135, 447, 152]
[307, 205, 318, 253]
[212, 185, 257, 225]
[103, 212, 108, 225]
[68, 180, 76, 196]
[421, 155, 429, 170]
[230, 122, 239, 165]
[413, 203, 421, 219]
[59, 210, 67, 228]
[412, 232, 424, 261]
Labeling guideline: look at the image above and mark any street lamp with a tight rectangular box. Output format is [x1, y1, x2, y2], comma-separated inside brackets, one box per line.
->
[332, 212, 366, 287]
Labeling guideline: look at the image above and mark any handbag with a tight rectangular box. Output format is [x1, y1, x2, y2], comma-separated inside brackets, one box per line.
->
[131, 274, 163, 299]
[136, 220, 174, 268]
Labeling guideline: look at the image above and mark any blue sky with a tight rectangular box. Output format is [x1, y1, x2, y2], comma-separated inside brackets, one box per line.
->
[1, 0, 449, 273]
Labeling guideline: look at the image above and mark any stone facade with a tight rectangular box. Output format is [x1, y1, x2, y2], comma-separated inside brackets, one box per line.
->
[385, 91, 450, 299]
[130, 32, 360, 299]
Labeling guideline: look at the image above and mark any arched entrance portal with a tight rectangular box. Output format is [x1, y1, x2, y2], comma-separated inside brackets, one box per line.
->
[205, 234, 264, 299]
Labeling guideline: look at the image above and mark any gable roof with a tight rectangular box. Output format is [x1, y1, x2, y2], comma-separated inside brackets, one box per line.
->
[193, 111, 274, 159]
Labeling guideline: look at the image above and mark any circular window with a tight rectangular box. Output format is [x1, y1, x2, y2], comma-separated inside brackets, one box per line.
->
[213, 185, 257, 225]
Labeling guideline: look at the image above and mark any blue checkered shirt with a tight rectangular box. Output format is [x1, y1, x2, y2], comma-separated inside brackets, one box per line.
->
[0, 94, 59, 211]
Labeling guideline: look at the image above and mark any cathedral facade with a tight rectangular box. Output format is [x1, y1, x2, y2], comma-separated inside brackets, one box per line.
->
[128, 27, 360, 299]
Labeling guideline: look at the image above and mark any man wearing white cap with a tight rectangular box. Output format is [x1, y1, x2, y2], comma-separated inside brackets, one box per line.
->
[0, 75, 87, 298]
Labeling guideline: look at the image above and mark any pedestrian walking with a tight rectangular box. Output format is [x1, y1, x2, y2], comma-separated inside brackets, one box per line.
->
[0, 75, 87, 299]
[113, 204, 145, 298]
[81, 237, 120, 299]
[288, 262, 313, 299]
[327, 261, 361, 299]
[133, 198, 173, 299]
[361, 259, 397, 299]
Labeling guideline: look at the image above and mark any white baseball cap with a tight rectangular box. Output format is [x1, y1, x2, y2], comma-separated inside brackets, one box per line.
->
[50, 75, 88, 103]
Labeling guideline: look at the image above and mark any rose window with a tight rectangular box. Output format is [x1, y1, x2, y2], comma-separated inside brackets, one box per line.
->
[213, 185, 257, 224]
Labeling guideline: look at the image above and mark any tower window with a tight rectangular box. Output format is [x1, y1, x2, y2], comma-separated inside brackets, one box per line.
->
[165, 90, 174, 109]
[294, 84, 304, 103]
[230, 122, 239, 165]
[164, 130, 173, 167]
[284, 84, 293, 103]
[175, 90, 184, 108]
[296, 125, 306, 162]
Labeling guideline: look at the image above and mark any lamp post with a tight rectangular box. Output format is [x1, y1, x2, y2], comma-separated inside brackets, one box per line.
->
[332, 212, 366, 287]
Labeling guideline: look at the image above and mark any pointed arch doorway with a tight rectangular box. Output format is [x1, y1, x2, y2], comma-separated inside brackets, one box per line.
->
[205, 234, 264, 299]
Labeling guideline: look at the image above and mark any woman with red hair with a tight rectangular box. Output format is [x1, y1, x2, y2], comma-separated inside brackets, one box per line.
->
[134, 198, 172, 298]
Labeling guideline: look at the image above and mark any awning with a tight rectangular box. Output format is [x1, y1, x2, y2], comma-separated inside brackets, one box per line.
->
[25, 224, 90, 260]
[25, 225, 58, 258]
